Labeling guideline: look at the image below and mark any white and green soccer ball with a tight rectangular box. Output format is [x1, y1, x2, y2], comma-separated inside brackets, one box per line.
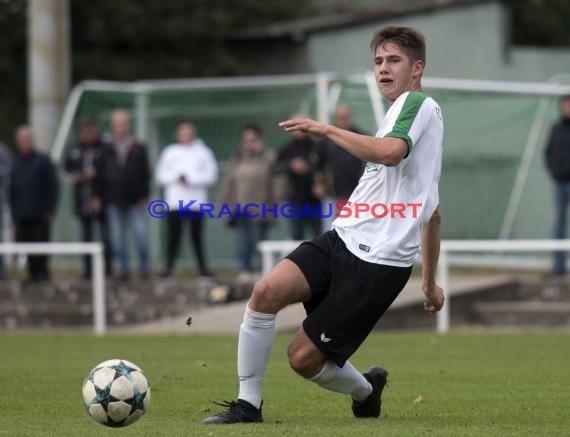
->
[82, 359, 151, 427]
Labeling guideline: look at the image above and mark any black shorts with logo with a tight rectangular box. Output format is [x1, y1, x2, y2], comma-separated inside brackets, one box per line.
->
[285, 230, 412, 367]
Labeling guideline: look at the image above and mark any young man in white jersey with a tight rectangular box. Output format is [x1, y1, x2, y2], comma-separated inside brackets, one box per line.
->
[203, 25, 445, 425]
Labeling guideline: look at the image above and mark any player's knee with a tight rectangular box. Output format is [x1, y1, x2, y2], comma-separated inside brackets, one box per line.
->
[249, 279, 280, 313]
[287, 344, 316, 377]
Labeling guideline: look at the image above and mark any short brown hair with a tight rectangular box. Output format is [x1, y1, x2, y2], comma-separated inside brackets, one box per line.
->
[370, 25, 426, 65]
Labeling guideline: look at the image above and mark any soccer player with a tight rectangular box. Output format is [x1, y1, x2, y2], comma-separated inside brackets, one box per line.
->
[203, 25, 445, 424]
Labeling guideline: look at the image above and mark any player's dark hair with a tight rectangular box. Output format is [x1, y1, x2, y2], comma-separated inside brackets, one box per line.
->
[561, 95, 570, 103]
[241, 123, 263, 137]
[370, 25, 426, 65]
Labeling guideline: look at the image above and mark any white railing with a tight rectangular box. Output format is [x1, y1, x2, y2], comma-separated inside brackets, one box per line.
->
[259, 239, 570, 334]
[0, 242, 106, 335]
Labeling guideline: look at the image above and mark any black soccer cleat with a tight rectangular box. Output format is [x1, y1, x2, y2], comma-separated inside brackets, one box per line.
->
[202, 399, 263, 424]
[352, 366, 388, 418]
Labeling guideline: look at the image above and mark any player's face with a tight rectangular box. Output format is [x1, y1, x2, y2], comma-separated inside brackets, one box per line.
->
[561, 98, 570, 119]
[374, 42, 423, 102]
[80, 126, 99, 145]
[111, 112, 131, 138]
[177, 123, 196, 144]
[334, 106, 353, 130]
[15, 127, 34, 154]
[241, 129, 263, 152]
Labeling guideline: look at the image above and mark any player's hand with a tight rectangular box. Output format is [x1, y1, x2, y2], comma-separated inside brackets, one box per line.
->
[279, 118, 328, 139]
[72, 171, 83, 184]
[422, 283, 444, 313]
[84, 166, 96, 179]
[312, 180, 327, 199]
[91, 197, 102, 214]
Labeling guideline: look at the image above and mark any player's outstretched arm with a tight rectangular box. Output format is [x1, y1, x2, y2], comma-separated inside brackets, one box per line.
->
[279, 118, 407, 166]
[421, 207, 444, 313]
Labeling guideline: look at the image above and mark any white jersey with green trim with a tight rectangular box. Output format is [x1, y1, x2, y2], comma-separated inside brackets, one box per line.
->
[332, 90, 443, 267]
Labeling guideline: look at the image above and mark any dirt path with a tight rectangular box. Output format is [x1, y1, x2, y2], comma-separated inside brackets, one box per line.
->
[119, 275, 514, 334]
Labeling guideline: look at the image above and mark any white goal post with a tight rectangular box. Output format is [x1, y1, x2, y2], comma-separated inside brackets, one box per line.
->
[259, 239, 570, 334]
[50, 73, 570, 164]
[0, 242, 106, 335]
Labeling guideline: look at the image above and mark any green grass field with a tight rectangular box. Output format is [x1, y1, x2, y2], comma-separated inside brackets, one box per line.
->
[1, 331, 568, 436]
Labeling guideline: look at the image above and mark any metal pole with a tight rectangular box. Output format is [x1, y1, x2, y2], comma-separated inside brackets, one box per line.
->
[436, 249, 450, 334]
[28, 0, 70, 152]
[50, 83, 86, 162]
[92, 248, 106, 336]
[261, 246, 272, 276]
[316, 73, 330, 124]
[135, 91, 149, 142]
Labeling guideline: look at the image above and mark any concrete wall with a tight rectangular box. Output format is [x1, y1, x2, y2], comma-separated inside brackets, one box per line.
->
[307, 2, 570, 82]
[508, 48, 570, 82]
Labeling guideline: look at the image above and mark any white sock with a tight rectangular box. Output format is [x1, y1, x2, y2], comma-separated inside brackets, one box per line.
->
[309, 360, 372, 401]
[237, 305, 276, 409]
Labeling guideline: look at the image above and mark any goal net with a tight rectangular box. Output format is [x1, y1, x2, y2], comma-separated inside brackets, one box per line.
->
[50, 73, 570, 270]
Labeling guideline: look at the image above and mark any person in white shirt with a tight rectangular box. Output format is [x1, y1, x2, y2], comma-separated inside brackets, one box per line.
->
[155, 120, 218, 278]
[204, 25, 444, 425]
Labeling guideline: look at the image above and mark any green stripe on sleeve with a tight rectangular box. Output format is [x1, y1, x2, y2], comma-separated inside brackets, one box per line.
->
[384, 92, 427, 157]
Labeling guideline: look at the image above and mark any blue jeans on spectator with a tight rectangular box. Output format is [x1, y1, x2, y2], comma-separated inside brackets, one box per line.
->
[552, 181, 570, 275]
[237, 217, 269, 272]
[107, 204, 149, 277]
[321, 197, 348, 233]
[290, 203, 322, 241]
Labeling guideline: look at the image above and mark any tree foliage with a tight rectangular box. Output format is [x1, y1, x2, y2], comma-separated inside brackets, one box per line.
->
[0, 0, 312, 142]
[508, 0, 570, 46]
[70, 0, 312, 81]
[0, 0, 569, 143]
[0, 0, 26, 144]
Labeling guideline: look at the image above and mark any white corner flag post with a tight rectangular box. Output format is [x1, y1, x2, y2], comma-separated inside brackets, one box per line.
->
[436, 247, 450, 334]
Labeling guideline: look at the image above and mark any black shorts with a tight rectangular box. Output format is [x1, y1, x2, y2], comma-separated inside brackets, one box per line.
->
[285, 230, 412, 367]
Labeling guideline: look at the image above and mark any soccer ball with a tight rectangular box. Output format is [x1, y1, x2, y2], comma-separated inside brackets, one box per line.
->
[82, 359, 151, 427]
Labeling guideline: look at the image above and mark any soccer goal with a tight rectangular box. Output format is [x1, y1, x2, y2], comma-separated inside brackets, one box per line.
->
[50, 72, 570, 270]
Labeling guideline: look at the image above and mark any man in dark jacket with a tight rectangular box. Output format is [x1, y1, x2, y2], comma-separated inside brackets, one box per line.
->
[93, 110, 150, 280]
[276, 113, 323, 240]
[317, 105, 365, 231]
[0, 141, 12, 279]
[545, 95, 570, 275]
[64, 118, 112, 279]
[10, 125, 58, 282]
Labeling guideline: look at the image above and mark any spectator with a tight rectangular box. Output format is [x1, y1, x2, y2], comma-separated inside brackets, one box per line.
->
[276, 112, 323, 240]
[545, 95, 570, 275]
[0, 141, 12, 280]
[316, 105, 365, 231]
[155, 120, 218, 279]
[64, 118, 112, 279]
[93, 110, 150, 280]
[219, 124, 277, 282]
[10, 125, 58, 282]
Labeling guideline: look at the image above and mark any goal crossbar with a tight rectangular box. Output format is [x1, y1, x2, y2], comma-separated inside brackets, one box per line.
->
[50, 74, 570, 164]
